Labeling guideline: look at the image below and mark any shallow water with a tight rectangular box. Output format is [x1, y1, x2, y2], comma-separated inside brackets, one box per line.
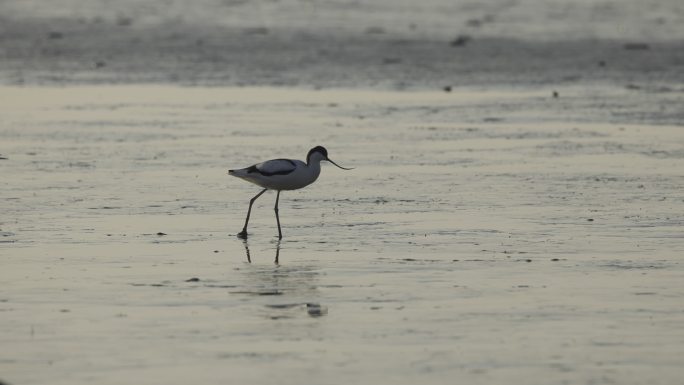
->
[1, 85, 684, 384]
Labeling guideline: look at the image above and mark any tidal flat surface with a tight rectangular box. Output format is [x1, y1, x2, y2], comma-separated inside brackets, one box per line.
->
[1, 85, 684, 384]
[2, 0, 684, 88]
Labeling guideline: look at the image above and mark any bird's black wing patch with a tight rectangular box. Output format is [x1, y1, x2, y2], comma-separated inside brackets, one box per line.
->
[248, 159, 297, 176]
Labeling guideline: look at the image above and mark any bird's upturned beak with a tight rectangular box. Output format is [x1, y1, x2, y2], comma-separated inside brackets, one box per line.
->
[326, 158, 354, 170]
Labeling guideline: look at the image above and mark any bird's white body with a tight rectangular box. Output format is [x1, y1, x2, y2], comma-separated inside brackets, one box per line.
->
[228, 156, 323, 191]
[228, 146, 351, 239]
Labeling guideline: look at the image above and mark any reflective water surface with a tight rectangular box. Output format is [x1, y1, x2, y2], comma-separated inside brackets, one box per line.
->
[1, 86, 684, 385]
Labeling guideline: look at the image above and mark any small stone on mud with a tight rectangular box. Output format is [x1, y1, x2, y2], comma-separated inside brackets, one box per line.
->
[450, 35, 471, 47]
[306, 303, 328, 317]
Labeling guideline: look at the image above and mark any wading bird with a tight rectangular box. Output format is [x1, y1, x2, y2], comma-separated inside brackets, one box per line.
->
[228, 146, 352, 239]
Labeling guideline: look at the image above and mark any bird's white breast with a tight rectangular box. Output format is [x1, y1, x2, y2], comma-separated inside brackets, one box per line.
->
[231, 159, 321, 191]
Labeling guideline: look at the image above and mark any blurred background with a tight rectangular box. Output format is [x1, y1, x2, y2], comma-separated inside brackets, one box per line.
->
[1, 0, 683, 87]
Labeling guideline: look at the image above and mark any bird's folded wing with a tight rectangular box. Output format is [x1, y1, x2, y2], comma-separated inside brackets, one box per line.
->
[253, 159, 297, 176]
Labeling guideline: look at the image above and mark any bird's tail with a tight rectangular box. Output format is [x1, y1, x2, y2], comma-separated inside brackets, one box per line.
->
[228, 168, 248, 177]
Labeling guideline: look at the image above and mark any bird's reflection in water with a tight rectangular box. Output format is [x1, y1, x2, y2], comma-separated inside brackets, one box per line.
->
[237, 239, 327, 317]
[242, 238, 280, 264]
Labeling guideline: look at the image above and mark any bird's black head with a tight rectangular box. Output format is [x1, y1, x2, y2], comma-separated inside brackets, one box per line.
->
[307, 146, 328, 164]
[306, 145, 353, 170]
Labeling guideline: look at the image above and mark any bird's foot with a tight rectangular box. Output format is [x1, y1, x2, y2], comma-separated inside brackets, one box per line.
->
[237, 230, 248, 239]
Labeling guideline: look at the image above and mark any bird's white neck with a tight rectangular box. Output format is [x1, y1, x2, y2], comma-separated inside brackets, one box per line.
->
[306, 158, 322, 180]
[307, 152, 327, 166]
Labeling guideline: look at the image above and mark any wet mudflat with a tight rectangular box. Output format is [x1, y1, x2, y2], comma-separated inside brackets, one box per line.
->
[2, 0, 684, 88]
[1, 85, 683, 384]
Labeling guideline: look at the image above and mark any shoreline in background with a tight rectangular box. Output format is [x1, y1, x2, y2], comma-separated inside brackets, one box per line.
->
[1, 0, 683, 88]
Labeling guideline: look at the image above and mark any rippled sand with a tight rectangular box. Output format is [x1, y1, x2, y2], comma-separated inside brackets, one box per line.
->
[1, 85, 683, 384]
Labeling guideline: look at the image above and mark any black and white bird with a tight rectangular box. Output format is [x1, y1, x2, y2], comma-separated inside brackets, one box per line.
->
[228, 146, 352, 239]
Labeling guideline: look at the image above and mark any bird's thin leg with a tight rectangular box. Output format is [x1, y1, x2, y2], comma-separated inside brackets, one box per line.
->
[274, 190, 283, 239]
[242, 239, 251, 263]
[237, 188, 267, 238]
